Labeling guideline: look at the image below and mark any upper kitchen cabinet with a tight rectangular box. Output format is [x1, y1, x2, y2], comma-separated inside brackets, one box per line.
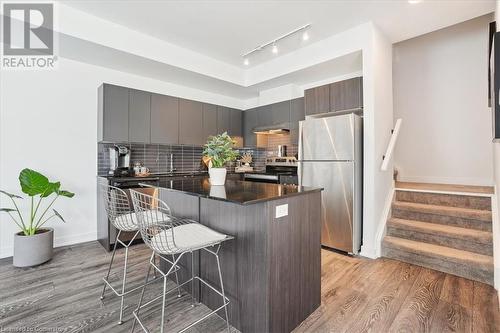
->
[271, 101, 290, 125]
[202, 103, 218, 142]
[128, 89, 151, 143]
[243, 108, 258, 147]
[217, 106, 231, 134]
[305, 85, 330, 116]
[179, 99, 204, 145]
[257, 104, 272, 127]
[229, 108, 242, 137]
[98, 84, 129, 142]
[150, 93, 179, 144]
[330, 77, 363, 112]
[290, 97, 305, 144]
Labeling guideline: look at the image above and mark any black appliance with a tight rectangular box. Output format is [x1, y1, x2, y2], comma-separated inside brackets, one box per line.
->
[244, 157, 298, 185]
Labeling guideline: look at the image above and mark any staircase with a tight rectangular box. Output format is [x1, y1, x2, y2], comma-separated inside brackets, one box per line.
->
[382, 181, 494, 285]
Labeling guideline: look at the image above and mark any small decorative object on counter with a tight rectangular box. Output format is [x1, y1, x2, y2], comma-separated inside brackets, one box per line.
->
[0, 169, 74, 267]
[203, 132, 239, 185]
[240, 152, 253, 166]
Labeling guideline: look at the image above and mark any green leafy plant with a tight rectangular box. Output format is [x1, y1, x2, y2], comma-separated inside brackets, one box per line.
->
[0, 169, 75, 236]
[203, 132, 239, 168]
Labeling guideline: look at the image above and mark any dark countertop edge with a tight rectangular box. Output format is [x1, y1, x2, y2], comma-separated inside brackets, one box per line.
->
[140, 182, 323, 206]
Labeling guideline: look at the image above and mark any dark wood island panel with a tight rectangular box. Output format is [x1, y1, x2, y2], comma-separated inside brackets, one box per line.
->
[198, 191, 322, 333]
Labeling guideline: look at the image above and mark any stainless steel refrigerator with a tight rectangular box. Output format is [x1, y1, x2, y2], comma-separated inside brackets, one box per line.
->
[298, 113, 363, 254]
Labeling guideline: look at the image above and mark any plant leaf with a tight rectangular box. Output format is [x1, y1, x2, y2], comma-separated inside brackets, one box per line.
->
[52, 209, 66, 223]
[57, 190, 75, 198]
[40, 182, 60, 198]
[0, 208, 17, 212]
[0, 190, 22, 199]
[19, 169, 49, 196]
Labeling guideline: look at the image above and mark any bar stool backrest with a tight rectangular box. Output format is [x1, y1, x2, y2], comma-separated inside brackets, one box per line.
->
[100, 184, 138, 231]
[130, 190, 182, 253]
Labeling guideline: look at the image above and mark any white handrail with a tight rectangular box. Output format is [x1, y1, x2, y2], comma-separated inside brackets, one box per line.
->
[381, 118, 402, 171]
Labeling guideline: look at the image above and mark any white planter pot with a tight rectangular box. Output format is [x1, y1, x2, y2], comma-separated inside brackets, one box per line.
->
[209, 167, 227, 185]
[209, 185, 227, 199]
[13, 228, 54, 267]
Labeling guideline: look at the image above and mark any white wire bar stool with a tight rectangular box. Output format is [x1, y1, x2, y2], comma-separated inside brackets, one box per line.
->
[130, 190, 233, 333]
[99, 184, 179, 325]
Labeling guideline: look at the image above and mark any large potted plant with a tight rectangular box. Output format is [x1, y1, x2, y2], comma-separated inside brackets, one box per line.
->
[0, 169, 74, 267]
[203, 132, 239, 185]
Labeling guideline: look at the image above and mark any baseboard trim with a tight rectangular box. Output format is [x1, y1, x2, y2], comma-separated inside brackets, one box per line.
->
[0, 231, 97, 259]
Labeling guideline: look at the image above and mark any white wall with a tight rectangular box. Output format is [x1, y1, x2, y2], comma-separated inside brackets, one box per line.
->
[0, 57, 243, 259]
[393, 14, 494, 186]
[359, 25, 394, 258]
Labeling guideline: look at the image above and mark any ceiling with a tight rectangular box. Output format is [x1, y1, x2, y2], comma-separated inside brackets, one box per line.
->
[64, 0, 495, 68]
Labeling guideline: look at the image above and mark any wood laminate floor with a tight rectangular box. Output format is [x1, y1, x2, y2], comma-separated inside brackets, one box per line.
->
[0, 241, 499, 333]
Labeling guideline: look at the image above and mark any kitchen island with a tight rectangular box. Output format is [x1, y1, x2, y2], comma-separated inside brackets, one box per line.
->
[142, 177, 322, 333]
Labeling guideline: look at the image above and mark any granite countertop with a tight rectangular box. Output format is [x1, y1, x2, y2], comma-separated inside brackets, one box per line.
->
[140, 177, 322, 205]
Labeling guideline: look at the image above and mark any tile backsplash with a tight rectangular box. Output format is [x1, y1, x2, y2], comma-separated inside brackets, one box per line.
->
[98, 143, 267, 176]
[264, 134, 298, 158]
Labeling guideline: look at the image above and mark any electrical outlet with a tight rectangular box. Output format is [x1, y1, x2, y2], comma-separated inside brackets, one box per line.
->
[275, 204, 288, 219]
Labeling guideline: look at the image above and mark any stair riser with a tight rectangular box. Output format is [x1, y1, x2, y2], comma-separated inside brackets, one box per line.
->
[387, 226, 493, 256]
[392, 208, 492, 232]
[395, 191, 491, 211]
[382, 245, 493, 285]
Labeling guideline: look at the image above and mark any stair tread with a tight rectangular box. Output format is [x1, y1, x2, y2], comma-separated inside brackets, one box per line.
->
[388, 218, 492, 243]
[383, 236, 493, 267]
[395, 181, 494, 195]
[393, 201, 492, 221]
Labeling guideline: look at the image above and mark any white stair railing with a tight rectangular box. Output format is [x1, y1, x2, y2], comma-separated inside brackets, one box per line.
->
[381, 118, 402, 171]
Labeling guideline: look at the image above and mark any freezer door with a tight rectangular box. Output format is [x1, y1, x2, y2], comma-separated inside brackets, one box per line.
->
[300, 161, 354, 252]
[301, 114, 355, 161]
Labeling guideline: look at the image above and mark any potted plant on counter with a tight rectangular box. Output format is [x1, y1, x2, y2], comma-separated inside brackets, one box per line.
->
[203, 132, 239, 185]
[0, 169, 74, 267]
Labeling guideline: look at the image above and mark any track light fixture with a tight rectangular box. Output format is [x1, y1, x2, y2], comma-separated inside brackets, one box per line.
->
[241, 23, 311, 65]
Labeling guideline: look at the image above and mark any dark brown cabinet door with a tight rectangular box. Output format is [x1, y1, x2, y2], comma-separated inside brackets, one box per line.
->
[271, 101, 290, 125]
[305, 85, 330, 115]
[257, 104, 272, 127]
[129, 89, 151, 143]
[290, 97, 305, 145]
[243, 108, 258, 147]
[202, 103, 218, 142]
[150, 94, 179, 144]
[217, 106, 231, 134]
[179, 99, 204, 145]
[230, 109, 242, 137]
[330, 77, 363, 112]
[101, 84, 129, 142]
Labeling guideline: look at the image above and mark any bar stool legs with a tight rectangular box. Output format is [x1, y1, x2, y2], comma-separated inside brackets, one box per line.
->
[131, 245, 231, 333]
[100, 230, 150, 325]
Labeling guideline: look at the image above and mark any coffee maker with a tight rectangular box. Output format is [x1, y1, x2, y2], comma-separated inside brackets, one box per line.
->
[109, 145, 132, 176]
